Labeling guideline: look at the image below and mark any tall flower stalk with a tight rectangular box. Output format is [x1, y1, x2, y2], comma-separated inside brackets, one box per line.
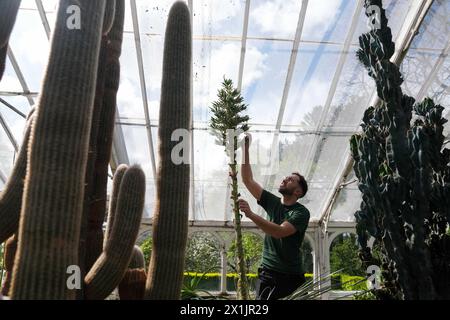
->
[210, 78, 250, 300]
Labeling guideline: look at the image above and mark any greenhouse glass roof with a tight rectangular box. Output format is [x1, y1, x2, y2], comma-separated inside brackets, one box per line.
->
[0, 0, 449, 225]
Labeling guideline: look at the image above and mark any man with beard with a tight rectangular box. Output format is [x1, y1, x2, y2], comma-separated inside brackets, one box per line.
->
[237, 134, 310, 300]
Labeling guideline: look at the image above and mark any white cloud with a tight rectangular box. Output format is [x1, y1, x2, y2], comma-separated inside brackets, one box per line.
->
[251, 0, 300, 38]
[194, 42, 267, 111]
[193, 0, 243, 25]
[251, 0, 342, 39]
[303, 0, 342, 38]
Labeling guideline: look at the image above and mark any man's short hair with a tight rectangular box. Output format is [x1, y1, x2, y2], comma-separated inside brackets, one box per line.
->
[292, 172, 308, 198]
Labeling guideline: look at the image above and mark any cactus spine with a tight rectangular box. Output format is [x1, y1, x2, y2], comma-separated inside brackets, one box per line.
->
[84, 165, 145, 300]
[145, 1, 192, 300]
[10, 0, 107, 300]
[352, 0, 450, 300]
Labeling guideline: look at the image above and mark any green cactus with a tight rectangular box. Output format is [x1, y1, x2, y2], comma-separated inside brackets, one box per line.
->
[145, 1, 192, 300]
[103, 164, 129, 246]
[0, 0, 20, 80]
[351, 0, 450, 300]
[9, 0, 107, 300]
[118, 246, 147, 300]
[209, 78, 250, 300]
[84, 165, 145, 300]
[119, 268, 147, 300]
[128, 245, 146, 270]
[0, 111, 34, 243]
[80, 0, 125, 282]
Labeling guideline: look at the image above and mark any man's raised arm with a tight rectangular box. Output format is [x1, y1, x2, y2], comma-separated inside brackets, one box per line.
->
[241, 134, 263, 201]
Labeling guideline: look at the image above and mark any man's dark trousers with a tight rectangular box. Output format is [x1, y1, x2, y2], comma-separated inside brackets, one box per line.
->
[255, 268, 306, 300]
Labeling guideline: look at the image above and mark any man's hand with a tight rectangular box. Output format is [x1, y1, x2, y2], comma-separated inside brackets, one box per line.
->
[238, 199, 253, 217]
[243, 133, 252, 151]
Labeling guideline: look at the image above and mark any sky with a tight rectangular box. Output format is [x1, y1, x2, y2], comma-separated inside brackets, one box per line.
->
[0, 0, 449, 221]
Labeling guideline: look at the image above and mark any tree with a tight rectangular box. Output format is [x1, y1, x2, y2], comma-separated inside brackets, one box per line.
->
[140, 237, 152, 267]
[330, 233, 365, 276]
[227, 233, 263, 274]
[209, 78, 250, 300]
[185, 232, 221, 273]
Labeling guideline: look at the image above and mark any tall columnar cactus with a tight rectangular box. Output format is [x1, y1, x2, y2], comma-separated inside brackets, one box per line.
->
[351, 0, 450, 300]
[84, 165, 145, 300]
[79, 0, 124, 283]
[10, 0, 107, 300]
[145, 1, 191, 300]
[0, 0, 21, 80]
[103, 164, 129, 247]
[0, 110, 34, 243]
[210, 78, 250, 300]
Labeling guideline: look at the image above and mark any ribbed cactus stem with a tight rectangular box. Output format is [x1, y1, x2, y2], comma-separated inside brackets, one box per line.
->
[0, 113, 34, 243]
[118, 246, 146, 300]
[145, 1, 191, 300]
[0, 0, 21, 48]
[0, 0, 20, 80]
[103, 164, 128, 246]
[84, 165, 145, 300]
[102, 0, 116, 36]
[10, 0, 106, 300]
[85, 0, 124, 272]
[119, 268, 146, 300]
[79, 24, 109, 286]
[1, 234, 17, 297]
[128, 245, 146, 269]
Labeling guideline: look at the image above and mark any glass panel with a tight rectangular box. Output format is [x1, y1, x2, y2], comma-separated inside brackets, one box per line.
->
[282, 44, 341, 129]
[193, 0, 245, 37]
[248, 0, 302, 40]
[141, 34, 163, 122]
[0, 59, 22, 92]
[193, 129, 228, 220]
[0, 96, 29, 142]
[324, 48, 374, 129]
[303, 0, 356, 45]
[307, 136, 349, 184]
[121, 125, 155, 217]
[408, 0, 450, 51]
[241, 40, 292, 125]
[193, 39, 240, 123]
[9, 5, 50, 92]
[401, 49, 441, 98]
[117, 33, 145, 120]
[0, 126, 15, 177]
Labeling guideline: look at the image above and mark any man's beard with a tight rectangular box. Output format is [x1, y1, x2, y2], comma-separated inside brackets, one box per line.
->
[278, 186, 294, 196]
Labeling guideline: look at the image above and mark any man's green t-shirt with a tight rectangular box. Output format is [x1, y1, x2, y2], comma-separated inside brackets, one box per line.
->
[257, 189, 310, 275]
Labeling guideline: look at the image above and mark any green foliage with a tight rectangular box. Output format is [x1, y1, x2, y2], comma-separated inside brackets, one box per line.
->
[185, 232, 221, 273]
[209, 78, 249, 148]
[227, 233, 263, 274]
[340, 274, 368, 291]
[140, 237, 152, 266]
[330, 233, 365, 276]
[181, 271, 218, 300]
